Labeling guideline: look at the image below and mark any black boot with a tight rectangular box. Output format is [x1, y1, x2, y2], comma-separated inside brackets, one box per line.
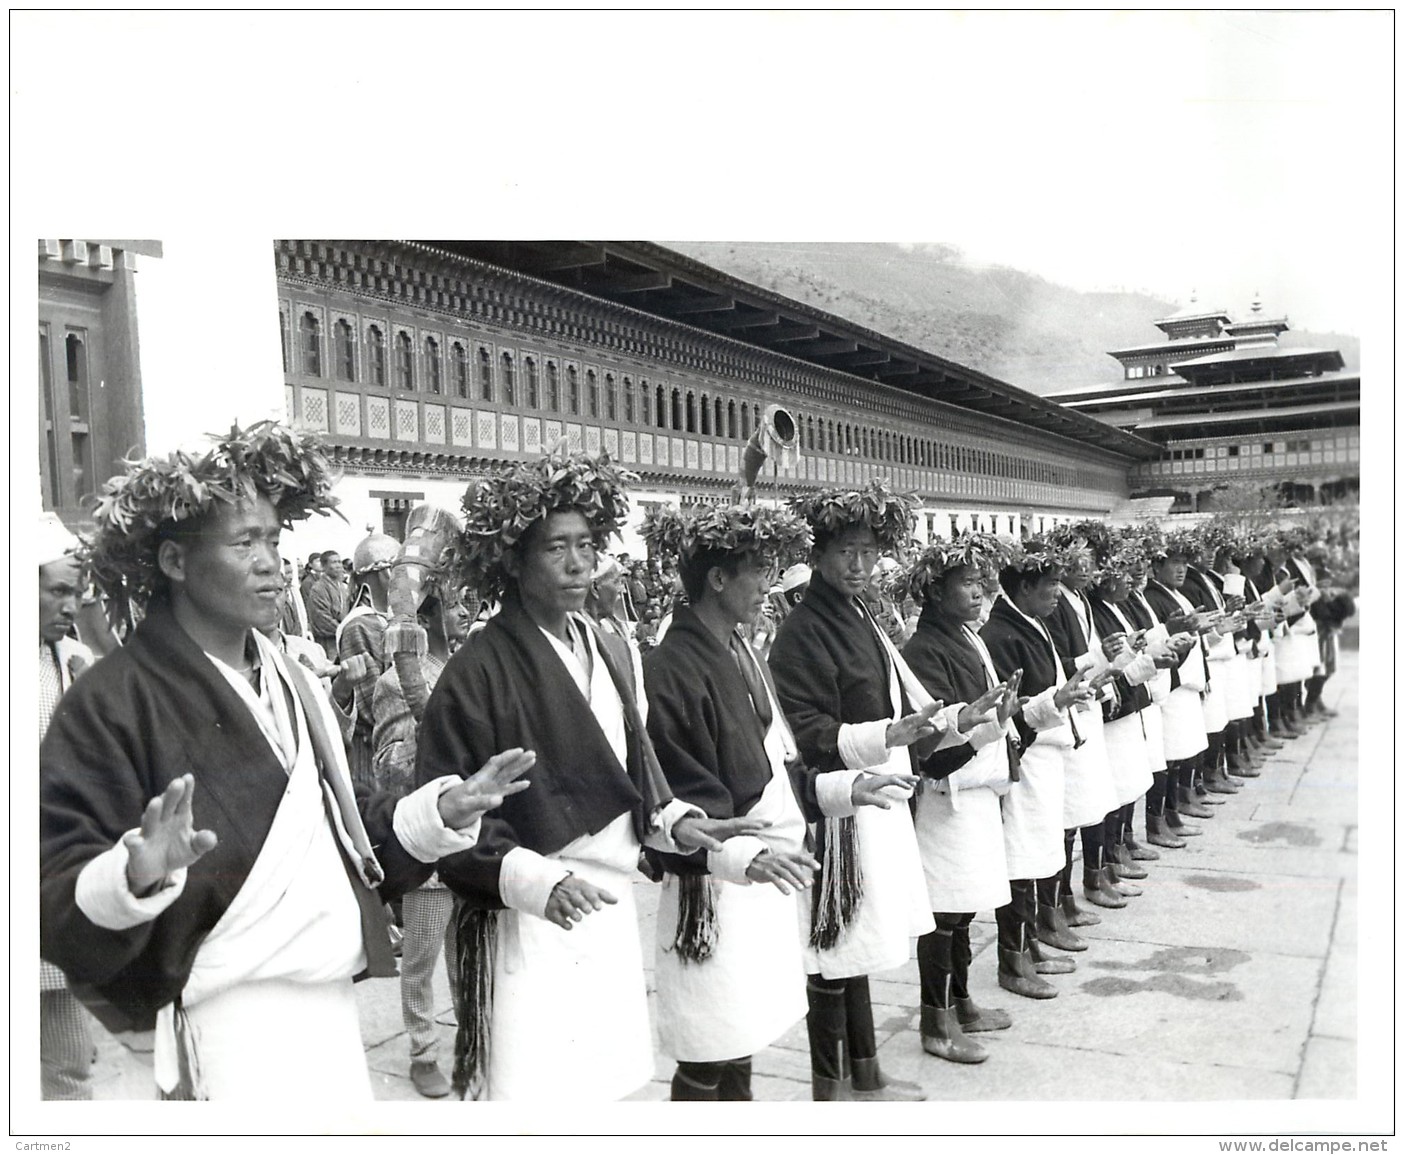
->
[671, 1062, 722, 1101]
[1110, 841, 1149, 880]
[1177, 784, 1216, 819]
[1164, 807, 1203, 837]
[806, 977, 854, 1101]
[919, 964, 988, 1066]
[851, 1057, 926, 1100]
[1027, 933, 1076, 975]
[955, 996, 1012, 1033]
[997, 943, 1056, 1000]
[1037, 901, 1087, 951]
[1146, 813, 1187, 849]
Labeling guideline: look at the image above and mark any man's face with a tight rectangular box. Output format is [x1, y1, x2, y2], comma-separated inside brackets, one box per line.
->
[308, 557, 323, 576]
[814, 525, 880, 598]
[1154, 556, 1188, 589]
[39, 557, 83, 645]
[1063, 554, 1093, 592]
[709, 552, 773, 628]
[443, 595, 473, 644]
[163, 496, 284, 634]
[514, 510, 597, 622]
[324, 557, 345, 581]
[591, 568, 622, 615]
[934, 565, 984, 624]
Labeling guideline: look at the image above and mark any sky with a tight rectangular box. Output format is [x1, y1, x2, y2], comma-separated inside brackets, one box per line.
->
[11, 11, 1391, 343]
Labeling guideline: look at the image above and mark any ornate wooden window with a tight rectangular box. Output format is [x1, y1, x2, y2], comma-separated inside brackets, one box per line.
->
[525, 356, 539, 408]
[368, 326, 387, 387]
[300, 312, 321, 377]
[395, 331, 414, 390]
[452, 341, 468, 397]
[502, 352, 516, 405]
[425, 337, 441, 394]
[478, 346, 493, 402]
[334, 319, 355, 382]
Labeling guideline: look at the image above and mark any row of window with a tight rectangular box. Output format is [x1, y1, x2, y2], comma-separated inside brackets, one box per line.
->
[1165, 434, 1353, 462]
[282, 310, 1080, 486]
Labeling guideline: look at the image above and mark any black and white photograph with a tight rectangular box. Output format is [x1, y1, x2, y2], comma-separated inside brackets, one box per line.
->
[11, 9, 1392, 1148]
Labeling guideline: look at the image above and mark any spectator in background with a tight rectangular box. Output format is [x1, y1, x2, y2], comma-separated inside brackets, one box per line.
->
[333, 533, 399, 789]
[38, 512, 98, 1101]
[300, 552, 324, 605]
[371, 527, 473, 1099]
[307, 550, 347, 657]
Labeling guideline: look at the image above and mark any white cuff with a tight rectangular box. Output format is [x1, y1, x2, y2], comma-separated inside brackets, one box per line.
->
[648, 797, 706, 854]
[499, 846, 573, 920]
[74, 836, 187, 931]
[933, 702, 966, 750]
[964, 718, 1006, 752]
[815, 769, 864, 818]
[1123, 654, 1158, 686]
[392, 776, 483, 864]
[1023, 686, 1066, 732]
[838, 719, 891, 770]
[707, 834, 770, 886]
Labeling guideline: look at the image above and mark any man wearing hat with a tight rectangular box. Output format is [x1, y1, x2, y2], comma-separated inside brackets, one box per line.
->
[1143, 529, 1216, 840]
[413, 448, 762, 1102]
[37, 513, 98, 1100]
[370, 510, 473, 1099]
[900, 533, 1025, 1063]
[641, 503, 820, 1101]
[39, 422, 529, 1101]
[331, 530, 401, 788]
[979, 540, 1098, 1000]
[769, 481, 965, 1100]
[307, 549, 347, 658]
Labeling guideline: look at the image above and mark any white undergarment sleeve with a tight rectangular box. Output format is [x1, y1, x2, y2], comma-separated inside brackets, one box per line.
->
[391, 776, 483, 863]
[74, 836, 187, 931]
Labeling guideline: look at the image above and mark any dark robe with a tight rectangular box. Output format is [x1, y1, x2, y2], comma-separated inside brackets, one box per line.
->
[643, 607, 777, 877]
[39, 596, 403, 1033]
[768, 570, 914, 822]
[1144, 579, 1210, 692]
[1045, 587, 1091, 677]
[1086, 593, 1151, 719]
[980, 595, 1065, 752]
[413, 596, 672, 910]
[901, 606, 1012, 780]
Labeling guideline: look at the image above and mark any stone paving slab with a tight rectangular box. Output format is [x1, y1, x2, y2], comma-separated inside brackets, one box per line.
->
[1295, 1034, 1357, 1100]
[875, 1034, 1298, 1102]
[1068, 866, 1340, 960]
[1310, 940, 1358, 1041]
[948, 934, 1322, 1078]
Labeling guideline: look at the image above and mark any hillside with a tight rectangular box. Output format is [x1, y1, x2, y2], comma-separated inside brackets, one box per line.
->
[664, 242, 1359, 394]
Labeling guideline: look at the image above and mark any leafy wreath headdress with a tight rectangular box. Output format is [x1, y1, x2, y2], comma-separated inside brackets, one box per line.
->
[789, 479, 917, 553]
[641, 503, 811, 569]
[456, 447, 637, 599]
[903, 532, 1015, 605]
[88, 420, 341, 628]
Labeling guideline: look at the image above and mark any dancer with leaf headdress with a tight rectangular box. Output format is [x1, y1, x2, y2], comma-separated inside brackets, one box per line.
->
[641, 503, 820, 1101]
[769, 480, 969, 1100]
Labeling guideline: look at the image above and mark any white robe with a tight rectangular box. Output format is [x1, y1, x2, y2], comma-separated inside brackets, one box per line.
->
[486, 619, 669, 1102]
[913, 626, 1012, 914]
[654, 641, 808, 1062]
[994, 597, 1071, 881]
[800, 608, 941, 979]
[1058, 589, 1119, 829]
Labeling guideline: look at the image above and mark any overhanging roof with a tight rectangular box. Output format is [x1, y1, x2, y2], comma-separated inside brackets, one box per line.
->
[1132, 400, 1360, 430]
[414, 240, 1157, 461]
[1064, 370, 1360, 411]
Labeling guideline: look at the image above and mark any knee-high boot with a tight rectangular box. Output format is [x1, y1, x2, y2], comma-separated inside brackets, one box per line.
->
[846, 977, 925, 1100]
[917, 924, 988, 1064]
[806, 976, 853, 1100]
[997, 883, 1056, 999]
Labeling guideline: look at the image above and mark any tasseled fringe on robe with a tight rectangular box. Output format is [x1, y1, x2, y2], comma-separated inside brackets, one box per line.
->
[809, 815, 864, 951]
[163, 999, 205, 1100]
[450, 901, 497, 1101]
[670, 872, 720, 964]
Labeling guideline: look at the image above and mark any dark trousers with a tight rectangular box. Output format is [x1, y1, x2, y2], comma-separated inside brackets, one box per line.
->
[806, 974, 878, 1081]
[672, 1058, 753, 1101]
[917, 912, 975, 1008]
[1147, 769, 1170, 818]
[996, 879, 1038, 953]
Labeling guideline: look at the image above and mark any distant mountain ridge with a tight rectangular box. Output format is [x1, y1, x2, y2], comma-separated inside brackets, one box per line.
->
[665, 242, 1360, 395]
